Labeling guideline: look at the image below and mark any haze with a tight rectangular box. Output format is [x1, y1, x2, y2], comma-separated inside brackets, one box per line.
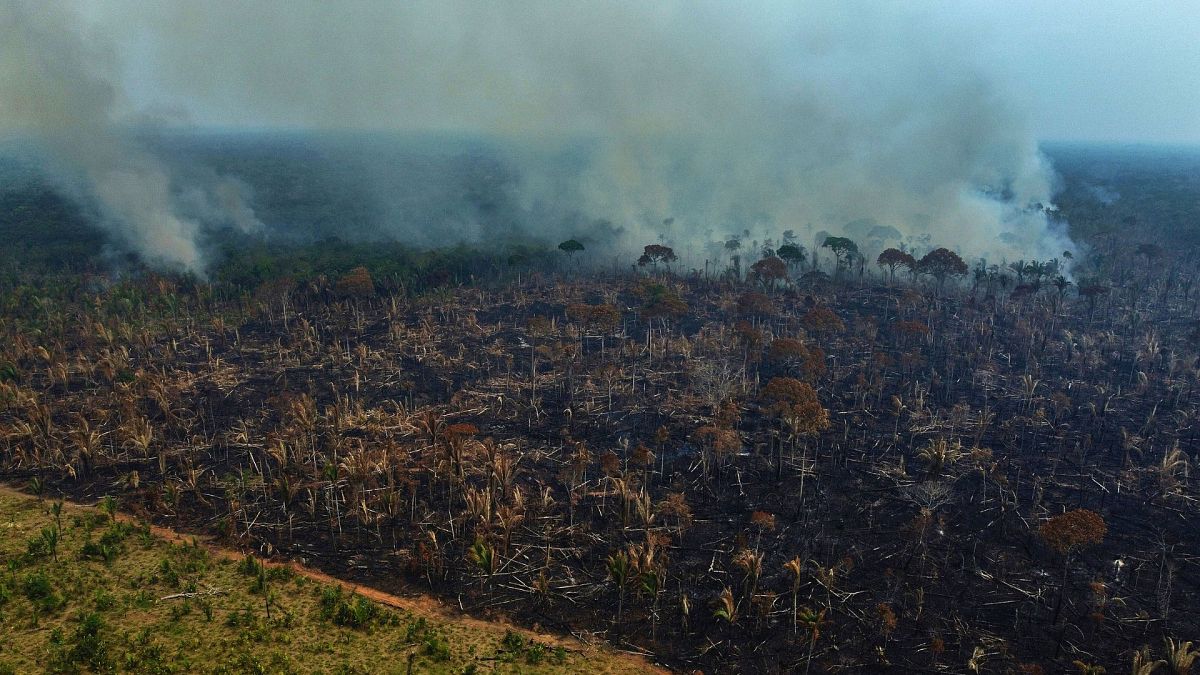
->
[2, 0, 1198, 274]
[88, 0, 1200, 146]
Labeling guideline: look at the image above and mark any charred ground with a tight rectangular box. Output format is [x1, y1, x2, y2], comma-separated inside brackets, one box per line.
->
[1, 144, 1199, 673]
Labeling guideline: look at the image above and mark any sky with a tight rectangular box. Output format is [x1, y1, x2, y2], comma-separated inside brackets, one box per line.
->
[941, 1, 1200, 145]
[68, 0, 1200, 146]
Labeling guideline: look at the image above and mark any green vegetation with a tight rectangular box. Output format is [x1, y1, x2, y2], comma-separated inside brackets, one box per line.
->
[0, 489, 644, 674]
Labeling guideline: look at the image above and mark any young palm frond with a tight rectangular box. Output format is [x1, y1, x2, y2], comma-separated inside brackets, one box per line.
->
[1132, 646, 1166, 675]
[712, 586, 737, 625]
[784, 556, 804, 633]
[917, 438, 962, 477]
[1166, 638, 1200, 675]
[606, 549, 632, 625]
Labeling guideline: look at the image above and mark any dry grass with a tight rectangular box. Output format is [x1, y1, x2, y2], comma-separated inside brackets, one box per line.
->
[0, 489, 652, 674]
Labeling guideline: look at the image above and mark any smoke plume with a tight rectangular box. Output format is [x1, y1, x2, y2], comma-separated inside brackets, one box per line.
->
[4, 1, 1075, 270]
[0, 2, 260, 274]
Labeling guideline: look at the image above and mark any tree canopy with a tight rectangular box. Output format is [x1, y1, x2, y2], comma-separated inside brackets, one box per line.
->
[916, 248, 968, 289]
[638, 244, 678, 270]
[558, 239, 585, 256]
[776, 243, 806, 267]
[822, 236, 859, 269]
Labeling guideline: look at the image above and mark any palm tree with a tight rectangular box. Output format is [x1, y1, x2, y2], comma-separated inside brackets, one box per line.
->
[1131, 646, 1165, 675]
[784, 556, 804, 634]
[797, 606, 826, 675]
[607, 550, 632, 625]
[1166, 638, 1199, 674]
[917, 438, 962, 478]
[733, 549, 763, 609]
[712, 586, 737, 625]
[467, 537, 495, 590]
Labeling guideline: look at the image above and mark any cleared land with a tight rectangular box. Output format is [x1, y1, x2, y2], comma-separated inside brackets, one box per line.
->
[0, 486, 656, 674]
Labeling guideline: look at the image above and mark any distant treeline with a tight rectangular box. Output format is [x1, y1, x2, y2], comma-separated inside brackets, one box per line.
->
[3, 143, 1199, 283]
[211, 234, 557, 293]
[1045, 142, 1200, 246]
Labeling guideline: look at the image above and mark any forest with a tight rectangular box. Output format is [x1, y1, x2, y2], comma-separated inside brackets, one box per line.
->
[1, 144, 1199, 673]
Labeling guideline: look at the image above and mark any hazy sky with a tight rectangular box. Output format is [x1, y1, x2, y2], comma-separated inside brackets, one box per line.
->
[71, 0, 1200, 145]
[943, 1, 1200, 145]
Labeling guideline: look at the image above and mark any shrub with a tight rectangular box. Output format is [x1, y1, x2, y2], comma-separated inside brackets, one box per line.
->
[501, 630, 524, 655]
[237, 554, 263, 577]
[92, 588, 116, 612]
[422, 633, 451, 662]
[48, 612, 110, 673]
[79, 539, 118, 564]
[525, 642, 546, 665]
[319, 586, 378, 629]
[22, 570, 66, 613]
[158, 558, 180, 587]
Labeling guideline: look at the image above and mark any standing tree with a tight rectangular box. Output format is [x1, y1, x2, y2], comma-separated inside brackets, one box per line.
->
[750, 256, 790, 291]
[607, 549, 632, 626]
[762, 377, 830, 491]
[822, 236, 859, 276]
[557, 239, 585, 265]
[916, 247, 968, 292]
[1039, 509, 1107, 638]
[1078, 282, 1109, 321]
[334, 266, 375, 299]
[877, 248, 916, 284]
[777, 243, 807, 274]
[797, 606, 828, 675]
[784, 556, 804, 634]
[638, 244, 678, 274]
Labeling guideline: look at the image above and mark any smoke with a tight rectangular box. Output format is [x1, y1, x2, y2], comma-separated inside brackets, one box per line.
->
[5, 1, 1075, 271]
[0, 2, 261, 275]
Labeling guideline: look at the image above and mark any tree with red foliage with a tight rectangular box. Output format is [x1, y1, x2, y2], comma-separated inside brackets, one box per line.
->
[750, 256, 790, 290]
[877, 248, 916, 284]
[802, 306, 845, 336]
[637, 282, 688, 323]
[738, 291, 776, 320]
[334, 266, 375, 299]
[762, 377, 830, 439]
[762, 377, 830, 488]
[1039, 509, 1107, 635]
[916, 248, 968, 292]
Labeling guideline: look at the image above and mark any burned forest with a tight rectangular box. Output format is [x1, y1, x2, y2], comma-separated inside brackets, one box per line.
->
[3, 3, 1200, 671]
[3, 172, 1200, 673]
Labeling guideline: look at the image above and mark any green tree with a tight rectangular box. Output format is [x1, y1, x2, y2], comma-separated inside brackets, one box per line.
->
[821, 236, 859, 273]
[557, 239, 585, 260]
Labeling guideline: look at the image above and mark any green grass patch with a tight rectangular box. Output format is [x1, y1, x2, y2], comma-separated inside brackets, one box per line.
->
[0, 489, 643, 674]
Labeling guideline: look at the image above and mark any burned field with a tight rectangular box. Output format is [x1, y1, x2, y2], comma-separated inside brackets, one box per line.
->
[2, 236, 1199, 673]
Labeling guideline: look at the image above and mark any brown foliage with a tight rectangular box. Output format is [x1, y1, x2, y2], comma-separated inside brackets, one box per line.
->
[750, 256, 789, 288]
[761, 377, 830, 437]
[737, 292, 775, 319]
[1038, 509, 1107, 555]
[334, 266, 375, 298]
[802, 306, 844, 334]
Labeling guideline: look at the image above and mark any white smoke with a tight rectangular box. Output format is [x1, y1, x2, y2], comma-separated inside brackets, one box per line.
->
[6, 1, 1075, 270]
[0, 2, 261, 275]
